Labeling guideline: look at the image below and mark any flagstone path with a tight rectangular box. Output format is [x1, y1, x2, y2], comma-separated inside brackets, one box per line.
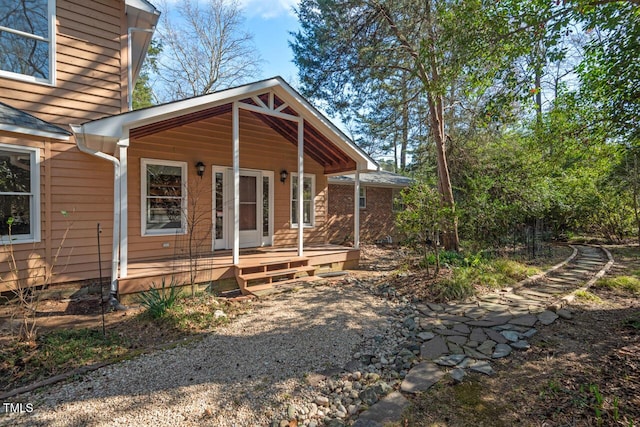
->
[353, 244, 614, 427]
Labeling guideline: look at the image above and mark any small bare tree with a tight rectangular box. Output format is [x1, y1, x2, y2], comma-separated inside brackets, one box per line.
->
[1, 211, 72, 342]
[184, 174, 212, 297]
[155, 0, 263, 101]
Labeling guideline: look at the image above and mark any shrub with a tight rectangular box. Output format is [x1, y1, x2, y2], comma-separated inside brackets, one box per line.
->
[138, 278, 181, 318]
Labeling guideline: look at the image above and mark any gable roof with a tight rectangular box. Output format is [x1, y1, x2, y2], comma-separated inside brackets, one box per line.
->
[0, 102, 71, 140]
[72, 77, 378, 174]
[328, 170, 413, 188]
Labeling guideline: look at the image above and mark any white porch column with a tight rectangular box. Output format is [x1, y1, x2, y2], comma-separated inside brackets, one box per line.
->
[233, 102, 240, 265]
[118, 138, 129, 277]
[354, 170, 360, 249]
[297, 118, 304, 257]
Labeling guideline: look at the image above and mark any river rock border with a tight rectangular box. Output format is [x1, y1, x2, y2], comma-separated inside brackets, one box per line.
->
[268, 245, 612, 427]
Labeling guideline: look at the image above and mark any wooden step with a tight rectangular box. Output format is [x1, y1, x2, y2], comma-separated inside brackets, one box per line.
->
[245, 275, 322, 297]
[235, 265, 316, 293]
[236, 257, 310, 275]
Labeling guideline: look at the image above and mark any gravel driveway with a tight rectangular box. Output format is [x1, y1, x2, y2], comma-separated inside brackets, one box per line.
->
[3, 282, 395, 427]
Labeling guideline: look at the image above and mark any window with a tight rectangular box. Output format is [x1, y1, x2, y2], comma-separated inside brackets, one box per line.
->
[393, 188, 406, 212]
[0, 145, 40, 243]
[0, 0, 55, 84]
[142, 159, 186, 236]
[291, 173, 315, 227]
[359, 186, 366, 209]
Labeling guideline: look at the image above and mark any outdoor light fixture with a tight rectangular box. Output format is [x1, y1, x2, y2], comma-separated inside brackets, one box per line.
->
[196, 161, 206, 178]
[280, 169, 288, 183]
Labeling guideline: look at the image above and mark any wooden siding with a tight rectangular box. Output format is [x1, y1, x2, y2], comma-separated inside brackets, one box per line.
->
[127, 109, 329, 263]
[0, 0, 128, 290]
[0, 0, 126, 125]
[0, 134, 115, 291]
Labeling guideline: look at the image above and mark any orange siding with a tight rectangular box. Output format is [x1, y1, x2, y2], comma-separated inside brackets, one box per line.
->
[0, 135, 111, 291]
[127, 110, 329, 263]
[0, 0, 126, 125]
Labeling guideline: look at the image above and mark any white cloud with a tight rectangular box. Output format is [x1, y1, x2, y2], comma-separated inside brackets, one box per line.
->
[238, 0, 299, 19]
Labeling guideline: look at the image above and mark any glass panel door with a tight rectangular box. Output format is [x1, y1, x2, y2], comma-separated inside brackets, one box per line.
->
[239, 175, 257, 231]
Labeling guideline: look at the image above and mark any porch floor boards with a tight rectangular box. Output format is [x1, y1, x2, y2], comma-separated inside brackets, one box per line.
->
[119, 245, 359, 296]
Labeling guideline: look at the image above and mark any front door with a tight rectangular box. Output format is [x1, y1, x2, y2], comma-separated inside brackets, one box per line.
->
[212, 167, 273, 250]
[238, 171, 260, 248]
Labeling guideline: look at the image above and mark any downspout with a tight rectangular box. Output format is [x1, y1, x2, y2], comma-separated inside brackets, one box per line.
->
[127, 27, 155, 111]
[71, 124, 123, 309]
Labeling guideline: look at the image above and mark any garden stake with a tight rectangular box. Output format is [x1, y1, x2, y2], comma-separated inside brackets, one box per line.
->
[97, 223, 106, 337]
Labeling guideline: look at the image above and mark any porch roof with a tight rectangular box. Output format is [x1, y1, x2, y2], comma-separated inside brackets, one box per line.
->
[0, 102, 71, 140]
[73, 77, 378, 174]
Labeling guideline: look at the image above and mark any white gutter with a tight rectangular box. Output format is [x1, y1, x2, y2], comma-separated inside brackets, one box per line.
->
[70, 124, 122, 306]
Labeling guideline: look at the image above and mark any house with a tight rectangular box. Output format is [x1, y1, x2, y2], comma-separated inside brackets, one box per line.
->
[0, 0, 377, 303]
[327, 171, 412, 245]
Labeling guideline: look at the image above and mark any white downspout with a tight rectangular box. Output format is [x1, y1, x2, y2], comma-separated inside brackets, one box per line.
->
[71, 125, 123, 308]
[127, 27, 155, 111]
[118, 139, 129, 278]
[354, 170, 360, 249]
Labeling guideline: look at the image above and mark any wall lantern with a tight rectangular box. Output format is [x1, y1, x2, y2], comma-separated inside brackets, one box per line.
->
[280, 169, 289, 184]
[196, 162, 206, 178]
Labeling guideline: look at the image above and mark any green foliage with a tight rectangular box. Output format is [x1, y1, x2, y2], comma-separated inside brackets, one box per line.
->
[1, 329, 127, 388]
[396, 182, 451, 272]
[132, 39, 161, 110]
[38, 329, 127, 368]
[574, 290, 603, 303]
[138, 278, 181, 318]
[161, 294, 232, 332]
[595, 276, 640, 295]
[432, 277, 475, 302]
[424, 250, 465, 267]
[576, 1, 640, 143]
[432, 255, 540, 301]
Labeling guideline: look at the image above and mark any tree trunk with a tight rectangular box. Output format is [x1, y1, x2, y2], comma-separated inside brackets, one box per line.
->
[428, 93, 460, 251]
[401, 100, 409, 171]
[633, 150, 640, 247]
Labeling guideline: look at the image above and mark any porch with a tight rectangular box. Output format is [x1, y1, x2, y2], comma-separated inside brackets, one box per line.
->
[117, 244, 359, 297]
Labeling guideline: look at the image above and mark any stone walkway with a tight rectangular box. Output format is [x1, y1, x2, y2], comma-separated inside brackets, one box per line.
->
[353, 245, 614, 427]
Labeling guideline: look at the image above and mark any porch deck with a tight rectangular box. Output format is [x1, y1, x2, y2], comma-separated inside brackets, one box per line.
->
[118, 245, 359, 296]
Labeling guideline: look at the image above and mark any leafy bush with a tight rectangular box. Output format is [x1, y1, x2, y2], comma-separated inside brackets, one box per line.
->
[138, 278, 181, 318]
[435, 256, 542, 300]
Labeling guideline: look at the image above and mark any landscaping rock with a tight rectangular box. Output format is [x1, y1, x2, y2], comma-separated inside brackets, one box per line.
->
[400, 362, 445, 393]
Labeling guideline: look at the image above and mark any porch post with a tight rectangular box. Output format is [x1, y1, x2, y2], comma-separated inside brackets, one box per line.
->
[118, 138, 129, 277]
[232, 102, 240, 265]
[354, 170, 360, 249]
[297, 118, 304, 257]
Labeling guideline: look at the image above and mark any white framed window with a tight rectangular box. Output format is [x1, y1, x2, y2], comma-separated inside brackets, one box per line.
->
[141, 159, 187, 236]
[0, 0, 56, 85]
[291, 173, 315, 228]
[0, 144, 40, 243]
[359, 186, 366, 209]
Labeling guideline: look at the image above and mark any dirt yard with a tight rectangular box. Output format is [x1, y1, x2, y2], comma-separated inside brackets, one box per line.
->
[1, 244, 638, 426]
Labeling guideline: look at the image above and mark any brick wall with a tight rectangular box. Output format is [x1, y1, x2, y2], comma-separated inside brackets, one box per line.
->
[327, 184, 399, 244]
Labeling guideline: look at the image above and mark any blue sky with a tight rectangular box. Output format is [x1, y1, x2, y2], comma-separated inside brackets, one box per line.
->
[160, 0, 302, 84]
[239, 0, 301, 82]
